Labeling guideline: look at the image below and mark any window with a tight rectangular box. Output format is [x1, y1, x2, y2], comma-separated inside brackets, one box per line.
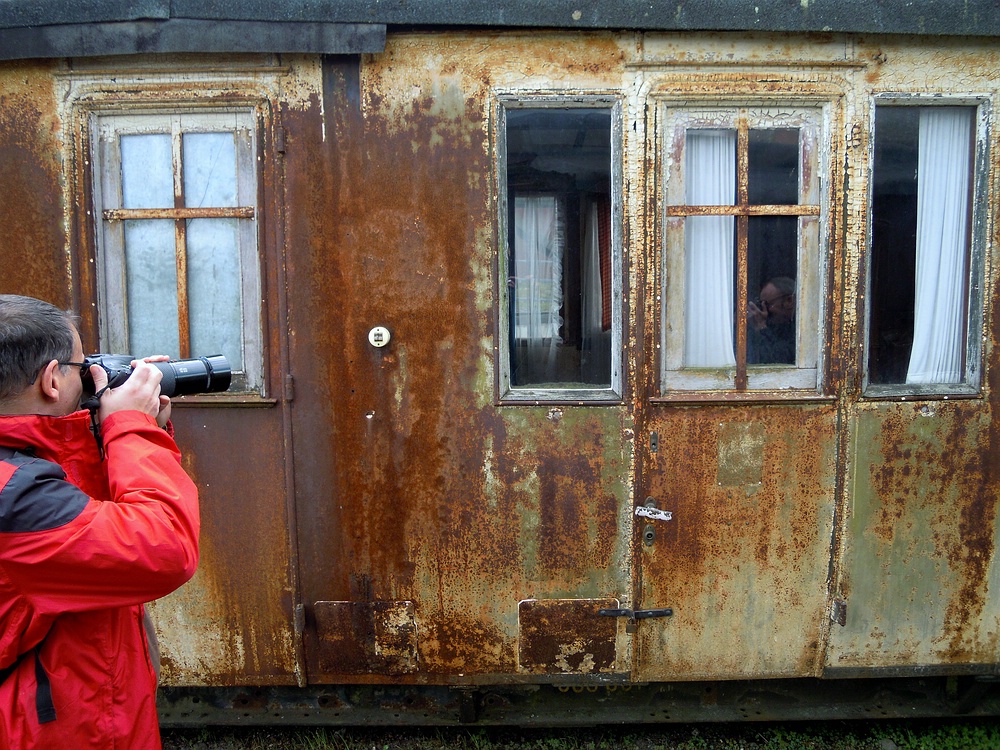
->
[498, 101, 622, 401]
[659, 107, 826, 393]
[867, 102, 984, 394]
[91, 111, 262, 393]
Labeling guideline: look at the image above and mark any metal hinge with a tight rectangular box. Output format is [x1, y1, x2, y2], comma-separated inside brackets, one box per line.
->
[831, 599, 847, 627]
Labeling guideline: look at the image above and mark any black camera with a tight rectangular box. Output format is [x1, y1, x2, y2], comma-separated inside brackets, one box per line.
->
[83, 354, 232, 403]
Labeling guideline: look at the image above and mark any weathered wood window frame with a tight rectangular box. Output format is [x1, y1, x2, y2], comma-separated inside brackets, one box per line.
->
[658, 105, 827, 394]
[90, 110, 263, 394]
[863, 95, 991, 399]
[496, 95, 624, 403]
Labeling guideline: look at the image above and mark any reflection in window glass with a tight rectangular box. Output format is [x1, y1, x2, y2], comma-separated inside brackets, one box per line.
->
[506, 108, 613, 389]
[681, 128, 801, 368]
[870, 106, 974, 385]
[747, 217, 797, 365]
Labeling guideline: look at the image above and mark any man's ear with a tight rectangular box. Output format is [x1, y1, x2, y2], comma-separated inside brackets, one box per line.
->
[36, 359, 63, 403]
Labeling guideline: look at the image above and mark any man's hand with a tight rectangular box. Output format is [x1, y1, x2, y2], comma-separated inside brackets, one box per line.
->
[91, 360, 166, 425]
[747, 300, 768, 331]
[140, 355, 173, 428]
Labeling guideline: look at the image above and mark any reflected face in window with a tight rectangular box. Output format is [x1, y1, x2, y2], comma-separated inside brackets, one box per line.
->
[759, 282, 795, 325]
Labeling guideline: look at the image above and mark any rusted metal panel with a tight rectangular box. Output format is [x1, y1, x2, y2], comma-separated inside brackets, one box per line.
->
[824, 35, 1000, 676]
[518, 599, 621, 675]
[151, 406, 299, 686]
[314, 601, 418, 675]
[826, 401, 1000, 671]
[0, 63, 70, 305]
[283, 36, 633, 683]
[637, 406, 839, 681]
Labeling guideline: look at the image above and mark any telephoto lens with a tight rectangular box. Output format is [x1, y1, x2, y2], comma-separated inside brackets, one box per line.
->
[83, 354, 232, 399]
[155, 355, 232, 397]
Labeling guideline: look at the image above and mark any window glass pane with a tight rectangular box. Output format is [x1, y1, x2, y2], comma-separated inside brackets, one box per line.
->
[870, 106, 974, 385]
[124, 219, 180, 356]
[97, 110, 262, 393]
[506, 108, 613, 389]
[121, 134, 173, 209]
[187, 218, 244, 369]
[748, 129, 799, 205]
[747, 217, 798, 365]
[183, 133, 238, 208]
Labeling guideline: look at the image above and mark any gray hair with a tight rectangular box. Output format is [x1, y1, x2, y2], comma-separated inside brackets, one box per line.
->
[0, 295, 78, 402]
[767, 276, 796, 297]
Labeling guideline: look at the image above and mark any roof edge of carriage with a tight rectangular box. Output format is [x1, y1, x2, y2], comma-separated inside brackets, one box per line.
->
[0, 1, 999, 61]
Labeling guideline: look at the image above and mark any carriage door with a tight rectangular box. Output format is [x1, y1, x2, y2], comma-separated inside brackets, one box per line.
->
[825, 101, 999, 674]
[633, 101, 840, 681]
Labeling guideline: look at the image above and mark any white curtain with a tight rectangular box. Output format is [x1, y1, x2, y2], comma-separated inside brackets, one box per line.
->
[684, 130, 736, 367]
[580, 200, 611, 383]
[582, 201, 603, 339]
[513, 195, 563, 380]
[906, 109, 972, 384]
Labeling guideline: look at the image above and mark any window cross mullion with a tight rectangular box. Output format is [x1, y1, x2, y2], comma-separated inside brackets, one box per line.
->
[734, 120, 750, 389]
[103, 207, 255, 221]
[172, 122, 191, 359]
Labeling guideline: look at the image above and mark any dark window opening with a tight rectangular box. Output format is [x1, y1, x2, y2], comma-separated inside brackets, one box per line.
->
[869, 106, 974, 386]
[506, 108, 613, 389]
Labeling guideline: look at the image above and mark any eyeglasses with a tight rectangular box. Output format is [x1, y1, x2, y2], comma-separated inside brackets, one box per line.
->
[756, 293, 793, 310]
[58, 361, 90, 377]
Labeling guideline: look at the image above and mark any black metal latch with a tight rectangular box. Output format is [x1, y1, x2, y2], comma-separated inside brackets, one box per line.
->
[598, 607, 673, 633]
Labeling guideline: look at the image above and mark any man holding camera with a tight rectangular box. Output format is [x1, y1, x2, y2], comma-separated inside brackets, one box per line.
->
[0, 294, 200, 748]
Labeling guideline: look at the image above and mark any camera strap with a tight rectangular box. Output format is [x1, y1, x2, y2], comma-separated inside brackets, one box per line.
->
[87, 403, 105, 461]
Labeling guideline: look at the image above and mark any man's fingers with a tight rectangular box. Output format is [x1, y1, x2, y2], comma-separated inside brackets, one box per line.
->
[89, 364, 109, 392]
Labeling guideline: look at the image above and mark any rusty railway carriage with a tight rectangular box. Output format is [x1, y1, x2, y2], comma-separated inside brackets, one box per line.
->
[2, 0, 1000, 726]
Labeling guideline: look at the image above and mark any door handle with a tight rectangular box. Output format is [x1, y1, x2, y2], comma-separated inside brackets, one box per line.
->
[636, 498, 672, 546]
[635, 506, 673, 522]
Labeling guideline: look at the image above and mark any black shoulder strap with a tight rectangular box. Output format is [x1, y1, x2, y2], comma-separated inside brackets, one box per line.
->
[0, 446, 56, 724]
[0, 648, 56, 724]
[33, 651, 56, 723]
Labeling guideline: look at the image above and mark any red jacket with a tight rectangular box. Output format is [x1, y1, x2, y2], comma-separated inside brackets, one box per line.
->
[0, 409, 199, 749]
